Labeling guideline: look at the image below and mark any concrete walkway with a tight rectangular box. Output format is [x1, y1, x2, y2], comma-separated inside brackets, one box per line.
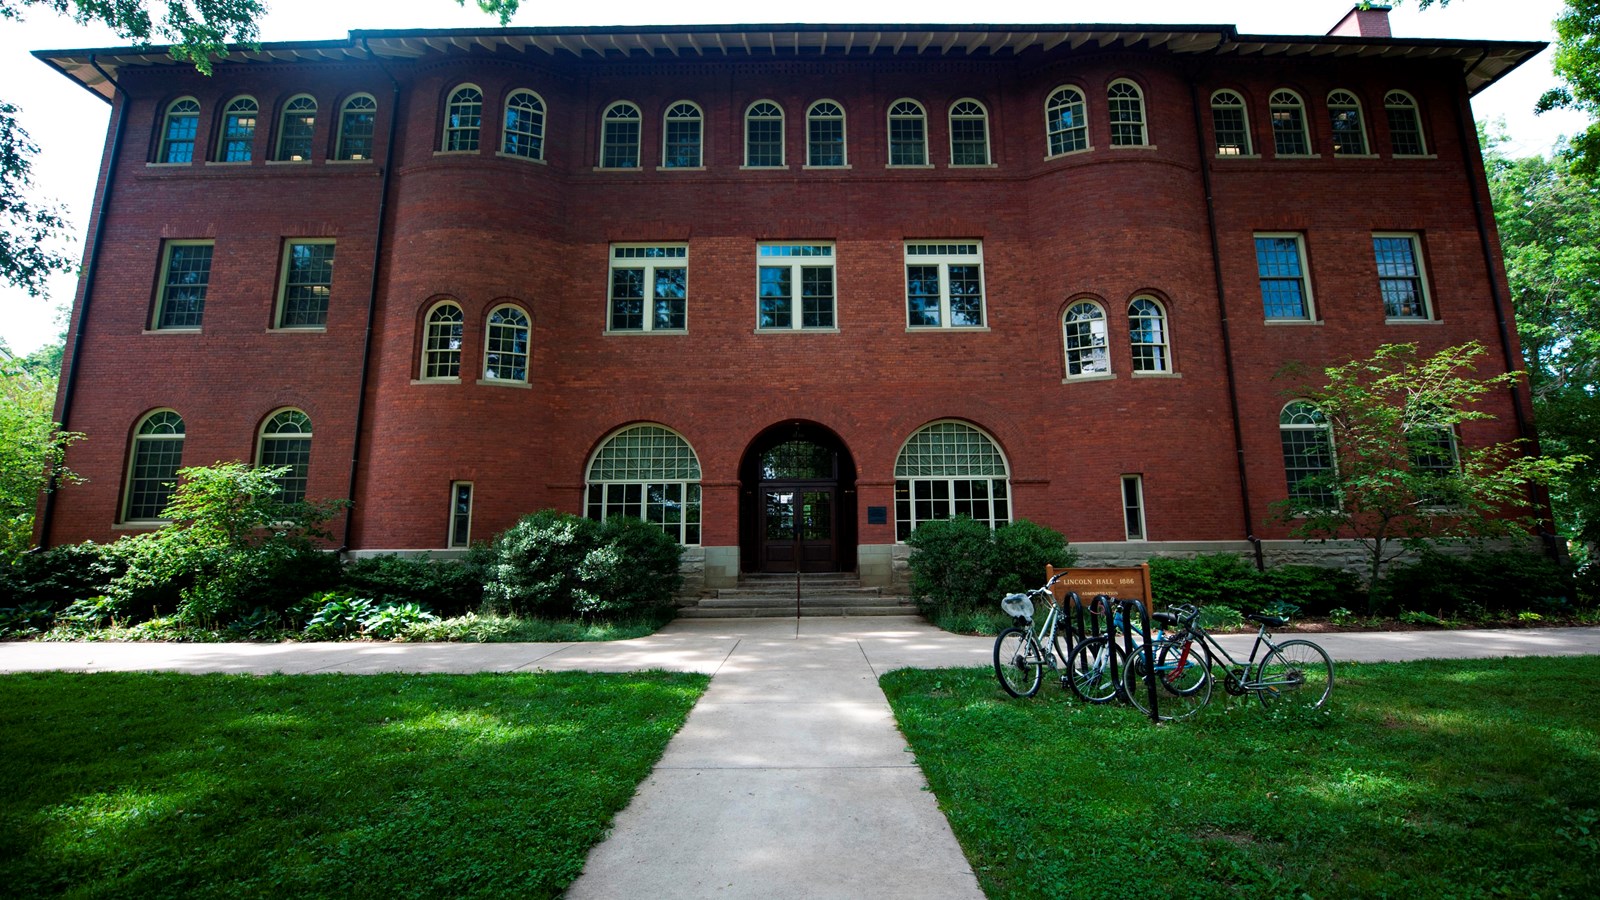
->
[4, 620, 1598, 899]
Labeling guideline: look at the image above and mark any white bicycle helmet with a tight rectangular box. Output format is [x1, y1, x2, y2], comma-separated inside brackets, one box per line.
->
[1000, 592, 1034, 621]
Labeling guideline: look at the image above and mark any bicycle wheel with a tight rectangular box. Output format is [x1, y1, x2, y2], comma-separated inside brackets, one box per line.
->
[1125, 640, 1212, 721]
[994, 628, 1043, 698]
[1066, 636, 1121, 704]
[1253, 639, 1334, 710]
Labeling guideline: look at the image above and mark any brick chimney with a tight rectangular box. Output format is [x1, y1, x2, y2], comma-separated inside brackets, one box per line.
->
[1328, 3, 1393, 38]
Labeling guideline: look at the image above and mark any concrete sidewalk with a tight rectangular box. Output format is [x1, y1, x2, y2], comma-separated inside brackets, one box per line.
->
[4, 620, 1598, 899]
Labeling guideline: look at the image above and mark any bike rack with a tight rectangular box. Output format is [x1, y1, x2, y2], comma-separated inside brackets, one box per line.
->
[1105, 596, 1160, 723]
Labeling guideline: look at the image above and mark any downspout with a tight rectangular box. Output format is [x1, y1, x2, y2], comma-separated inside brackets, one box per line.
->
[1187, 75, 1262, 570]
[37, 56, 128, 549]
[340, 38, 401, 554]
[1452, 54, 1559, 559]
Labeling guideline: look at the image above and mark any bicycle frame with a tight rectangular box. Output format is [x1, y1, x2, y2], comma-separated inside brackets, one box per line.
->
[1165, 610, 1294, 693]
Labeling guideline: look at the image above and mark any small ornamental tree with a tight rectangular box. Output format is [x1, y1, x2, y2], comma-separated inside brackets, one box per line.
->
[1276, 341, 1583, 608]
[0, 346, 80, 558]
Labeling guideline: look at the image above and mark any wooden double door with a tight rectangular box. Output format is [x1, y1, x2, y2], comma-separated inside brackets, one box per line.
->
[760, 484, 836, 573]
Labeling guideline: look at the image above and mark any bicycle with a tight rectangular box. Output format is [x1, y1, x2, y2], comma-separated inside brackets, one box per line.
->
[1124, 604, 1334, 720]
[1065, 596, 1189, 706]
[992, 572, 1076, 698]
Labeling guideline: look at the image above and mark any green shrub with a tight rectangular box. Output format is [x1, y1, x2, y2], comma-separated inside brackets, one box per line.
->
[1148, 554, 1271, 610]
[303, 592, 376, 640]
[0, 601, 53, 637]
[2, 543, 125, 611]
[340, 554, 483, 616]
[484, 510, 684, 620]
[361, 602, 439, 639]
[576, 516, 684, 619]
[905, 517, 1073, 621]
[1261, 564, 1364, 617]
[1377, 548, 1574, 617]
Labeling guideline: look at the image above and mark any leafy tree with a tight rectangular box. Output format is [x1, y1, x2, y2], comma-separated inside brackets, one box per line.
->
[0, 0, 519, 295]
[1276, 342, 1582, 608]
[1539, 0, 1600, 175]
[0, 342, 79, 557]
[1485, 140, 1600, 553]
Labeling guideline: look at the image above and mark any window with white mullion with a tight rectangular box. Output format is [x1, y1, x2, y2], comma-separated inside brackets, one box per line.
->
[893, 421, 1011, 541]
[1128, 297, 1170, 373]
[1046, 86, 1088, 156]
[1373, 233, 1431, 320]
[1122, 475, 1147, 541]
[585, 424, 703, 545]
[609, 245, 687, 332]
[757, 244, 835, 330]
[1210, 90, 1251, 156]
[904, 242, 984, 328]
[662, 101, 702, 168]
[1063, 301, 1109, 376]
[217, 96, 257, 162]
[807, 101, 846, 167]
[887, 99, 928, 166]
[449, 481, 474, 548]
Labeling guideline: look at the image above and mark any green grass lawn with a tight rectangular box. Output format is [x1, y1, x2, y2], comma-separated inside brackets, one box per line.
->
[882, 657, 1600, 899]
[0, 670, 708, 898]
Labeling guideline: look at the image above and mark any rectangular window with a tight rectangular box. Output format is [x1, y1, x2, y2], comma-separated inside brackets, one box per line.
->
[1212, 106, 1248, 156]
[1253, 234, 1313, 320]
[449, 481, 473, 548]
[893, 478, 1010, 541]
[905, 242, 985, 328]
[757, 244, 835, 330]
[1373, 233, 1431, 320]
[586, 482, 701, 544]
[153, 240, 214, 330]
[609, 245, 687, 332]
[277, 239, 335, 328]
[1122, 475, 1146, 541]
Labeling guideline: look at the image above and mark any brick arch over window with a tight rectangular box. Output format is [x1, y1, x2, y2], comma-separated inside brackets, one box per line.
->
[257, 408, 313, 503]
[585, 423, 703, 544]
[123, 409, 185, 522]
[893, 420, 1011, 540]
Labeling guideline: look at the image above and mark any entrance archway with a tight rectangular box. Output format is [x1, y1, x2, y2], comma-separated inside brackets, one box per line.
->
[738, 422, 857, 574]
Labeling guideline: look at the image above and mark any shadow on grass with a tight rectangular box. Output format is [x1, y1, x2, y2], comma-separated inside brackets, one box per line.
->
[0, 671, 707, 899]
[881, 657, 1600, 899]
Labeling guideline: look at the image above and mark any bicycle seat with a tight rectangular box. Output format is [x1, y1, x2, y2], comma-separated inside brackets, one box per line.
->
[1246, 613, 1290, 627]
[1151, 611, 1179, 626]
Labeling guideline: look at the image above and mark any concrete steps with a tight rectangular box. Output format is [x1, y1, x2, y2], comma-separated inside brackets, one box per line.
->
[679, 573, 917, 618]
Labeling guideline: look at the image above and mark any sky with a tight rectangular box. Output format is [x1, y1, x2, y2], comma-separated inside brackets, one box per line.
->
[0, 0, 1586, 356]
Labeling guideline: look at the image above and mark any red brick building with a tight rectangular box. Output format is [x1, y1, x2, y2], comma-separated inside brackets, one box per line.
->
[34, 11, 1543, 590]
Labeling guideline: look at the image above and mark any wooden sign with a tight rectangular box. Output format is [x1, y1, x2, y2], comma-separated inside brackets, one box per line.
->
[1044, 563, 1153, 614]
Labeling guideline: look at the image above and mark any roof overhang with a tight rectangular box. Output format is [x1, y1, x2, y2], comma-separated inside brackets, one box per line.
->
[33, 23, 1545, 104]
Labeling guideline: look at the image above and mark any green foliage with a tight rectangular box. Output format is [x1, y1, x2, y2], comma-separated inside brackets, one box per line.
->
[0, 541, 122, 609]
[1147, 554, 1361, 618]
[403, 611, 669, 643]
[339, 554, 483, 617]
[882, 655, 1600, 898]
[302, 591, 374, 640]
[0, 348, 81, 556]
[575, 516, 684, 618]
[905, 517, 1073, 622]
[1278, 342, 1583, 607]
[0, 670, 707, 897]
[359, 601, 439, 639]
[1377, 548, 1578, 617]
[1537, 0, 1600, 177]
[106, 461, 345, 626]
[484, 510, 683, 620]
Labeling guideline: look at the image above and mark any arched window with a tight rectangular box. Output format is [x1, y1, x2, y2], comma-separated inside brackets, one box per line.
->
[1328, 90, 1369, 156]
[600, 102, 641, 168]
[745, 101, 784, 167]
[893, 421, 1011, 540]
[1128, 297, 1170, 373]
[663, 101, 703, 168]
[216, 96, 256, 162]
[949, 99, 990, 165]
[586, 424, 702, 544]
[1063, 301, 1109, 377]
[422, 301, 464, 380]
[158, 98, 200, 163]
[336, 95, 377, 161]
[887, 99, 927, 166]
[484, 305, 530, 382]
[1269, 90, 1310, 156]
[276, 94, 317, 161]
[1046, 86, 1088, 156]
[1107, 80, 1148, 146]
[1385, 91, 1427, 156]
[444, 85, 483, 152]
[807, 100, 846, 167]
[1210, 90, 1251, 156]
[124, 410, 185, 521]
[503, 90, 546, 160]
[258, 409, 312, 503]
[1280, 402, 1336, 508]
